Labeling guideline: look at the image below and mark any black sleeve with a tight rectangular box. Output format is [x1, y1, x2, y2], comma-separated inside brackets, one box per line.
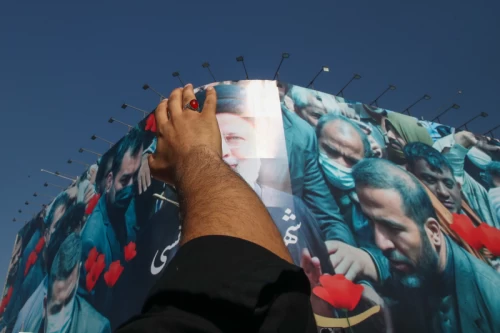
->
[115, 235, 317, 333]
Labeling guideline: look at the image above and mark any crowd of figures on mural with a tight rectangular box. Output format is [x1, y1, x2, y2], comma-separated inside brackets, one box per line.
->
[1, 80, 499, 333]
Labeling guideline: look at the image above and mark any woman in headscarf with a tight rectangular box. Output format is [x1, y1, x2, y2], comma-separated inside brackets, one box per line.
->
[384, 111, 434, 165]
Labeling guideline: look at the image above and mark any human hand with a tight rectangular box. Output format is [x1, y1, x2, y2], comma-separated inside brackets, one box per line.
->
[148, 84, 221, 185]
[325, 241, 378, 282]
[359, 285, 393, 333]
[138, 154, 152, 195]
[77, 180, 96, 204]
[88, 164, 98, 184]
[340, 107, 360, 121]
[300, 249, 333, 317]
[454, 131, 477, 149]
[300, 248, 322, 287]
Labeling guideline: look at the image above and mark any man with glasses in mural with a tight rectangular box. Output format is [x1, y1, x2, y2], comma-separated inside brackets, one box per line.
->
[352, 158, 500, 333]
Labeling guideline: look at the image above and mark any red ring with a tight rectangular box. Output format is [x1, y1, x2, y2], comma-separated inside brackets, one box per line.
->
[189, 99, 199, 110]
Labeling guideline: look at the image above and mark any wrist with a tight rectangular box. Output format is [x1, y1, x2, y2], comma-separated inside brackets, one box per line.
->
[174, 146, 224, 193]
[360, 250, 379, 282]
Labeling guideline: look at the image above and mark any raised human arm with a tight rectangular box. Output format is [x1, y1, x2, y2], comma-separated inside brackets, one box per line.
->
[148, 84, 292, 263]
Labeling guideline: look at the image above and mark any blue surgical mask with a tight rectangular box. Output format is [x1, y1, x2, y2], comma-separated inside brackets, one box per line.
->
[318, 152, 355, 190]
[45, 294, 75, 333]
[114, 185, 134, 209]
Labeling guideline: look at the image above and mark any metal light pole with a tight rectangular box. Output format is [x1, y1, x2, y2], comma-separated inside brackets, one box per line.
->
[172, 72, 185, 86]
[91, 134, 114, 148]
[431, 103, 461, 123]
[455, 112, 488, 131]
[370, 84, 396, 106]
[402, 94, 431, 116]
[41, 169, 75, 181]
[202, 62, 217, 82]
[121, 103, 148, 118]
[273, 53, 290, 80]
[236, 56, 249, 80]
[108, 117, 133, 131]
[337, 73, 361, 97]
[484, 124, 500, 139]
[79, 147, 102, 157]
[307, 66, 329, 88]
[142, 83, 166, 100]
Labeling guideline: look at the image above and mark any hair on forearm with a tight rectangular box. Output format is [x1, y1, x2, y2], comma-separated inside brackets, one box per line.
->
[175, 146, 292, 263]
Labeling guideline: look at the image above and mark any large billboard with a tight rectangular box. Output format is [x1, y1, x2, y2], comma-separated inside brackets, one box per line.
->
[1, 80, 500, 333]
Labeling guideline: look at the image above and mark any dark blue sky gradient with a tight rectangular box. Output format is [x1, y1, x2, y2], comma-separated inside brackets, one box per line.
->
[0, 0, 499, 287]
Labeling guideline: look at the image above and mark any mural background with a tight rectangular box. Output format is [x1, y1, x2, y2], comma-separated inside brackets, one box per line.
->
[1, 80, 499, 333]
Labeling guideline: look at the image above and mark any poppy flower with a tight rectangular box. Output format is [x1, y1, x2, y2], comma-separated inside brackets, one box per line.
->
[86, 271, 98, 292]
[145, 114, 157, 133]
[104, 260, 124, 288]
[450, 214, 483, 250]
[312, 274, 364, 312]
[5, 287, 13, 303]
[84, 247, 99, 273]
[34, 237, 45, 254]
[85, 193, 101, 215]
[477, 223, 500, 256]
[24, 251, 38, 276]
[124, 242, 137, 262]
[90, 254, 106, 279]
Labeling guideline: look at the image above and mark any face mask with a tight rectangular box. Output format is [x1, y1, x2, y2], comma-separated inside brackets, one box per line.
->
[318, 152, 355, 191]
[114, 185, 134, 209]
[45, 294, 75, 333]
[468, 147, 492, 170]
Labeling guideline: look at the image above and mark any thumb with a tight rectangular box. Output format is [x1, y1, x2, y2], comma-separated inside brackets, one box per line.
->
[325, 240, 340, 254]
[201, 86, 217, 117]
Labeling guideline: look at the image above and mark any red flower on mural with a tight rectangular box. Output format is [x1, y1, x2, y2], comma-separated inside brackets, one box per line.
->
[124, 242, 137, 262]
[0, 286, 13, 316]
[86, 270, 98, 292]
[85, 253, 106, 292]
[477, 223, 500, 256]
[34, 237, 45, 254]
[85, 247, 99, 273]
[85, 193, 101, 215]
[24, 251, 38, 276]
[104, 260, 124, 288]
[450, 213, 483, 250]
[312, 274, 364, 311]
[145, 114, 157, 133]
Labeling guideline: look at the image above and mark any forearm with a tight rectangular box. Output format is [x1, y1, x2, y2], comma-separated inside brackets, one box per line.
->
[444, 144, 468, 183]
[175, 147, 293, 263]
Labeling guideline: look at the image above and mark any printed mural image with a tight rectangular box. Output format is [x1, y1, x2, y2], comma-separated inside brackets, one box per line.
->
[1, 80, 500, 333]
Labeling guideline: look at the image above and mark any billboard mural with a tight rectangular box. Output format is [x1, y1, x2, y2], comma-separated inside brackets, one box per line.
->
[1, 79, 500, 333]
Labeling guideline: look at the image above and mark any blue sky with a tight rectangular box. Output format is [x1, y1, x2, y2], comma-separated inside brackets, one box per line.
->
[0, 0, 498, 287]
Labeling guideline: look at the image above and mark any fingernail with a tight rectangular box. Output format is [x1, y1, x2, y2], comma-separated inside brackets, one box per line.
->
[184, 83, 193, 89]
[207, 86, 214, 91]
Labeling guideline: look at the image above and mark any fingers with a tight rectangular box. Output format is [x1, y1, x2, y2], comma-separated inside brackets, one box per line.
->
[148, 154, 158, 178]
[145, 164, 151, 188]
[182, 84, 197, 111]
[333, 256, 353, 276]
[325, 240, 340, 254]
[201, 86, 217, 117]
[344, 261, 361, 281]
[154, 99, 169, 126]
[167, 88, 183, 119]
